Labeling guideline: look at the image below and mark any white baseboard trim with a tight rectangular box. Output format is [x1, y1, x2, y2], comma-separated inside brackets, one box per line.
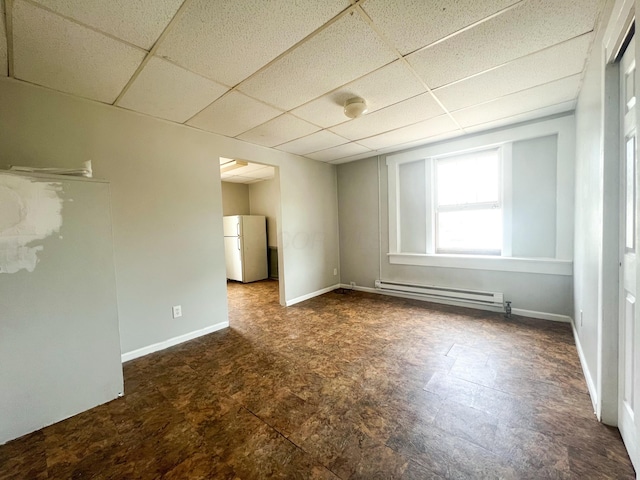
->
[571, 319, 598, 412]
[511, 308, 572, 323]
[340, 284, 572, 322]
[286, 284, 340, 306]
[121, 321, 229, 363]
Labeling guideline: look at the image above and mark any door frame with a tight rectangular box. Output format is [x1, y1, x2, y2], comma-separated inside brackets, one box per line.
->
[600, 0, 635, 426]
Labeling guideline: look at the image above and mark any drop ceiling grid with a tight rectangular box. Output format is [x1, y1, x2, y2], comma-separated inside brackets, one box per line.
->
[236, 113, 320, 148]
[451, 74, 582, 128]
[156, 0, 351, 87]
[12, 0, 146, 103]
[27, 0, 184, 50]
[118, 56, 228, 123]
[407, 0, 602, 90]
[3, 0, 605, 164]
[306, 141, 372, 162]
[290, 60, 426, 129]
[432, 33, 594, 113]
[357, 114, 461, 150]
[329, 92, 446, 141]
[237, 10, 398, 111]
[275, 130, 351, 156]
[187, 90, 283, 138]
[359, 0, 521, 56]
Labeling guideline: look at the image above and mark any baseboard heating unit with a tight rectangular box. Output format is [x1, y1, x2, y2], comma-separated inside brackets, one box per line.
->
[375, 280, 504, 308]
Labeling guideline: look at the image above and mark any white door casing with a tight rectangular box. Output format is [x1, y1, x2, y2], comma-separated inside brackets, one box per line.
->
[619, 36, 640, 471]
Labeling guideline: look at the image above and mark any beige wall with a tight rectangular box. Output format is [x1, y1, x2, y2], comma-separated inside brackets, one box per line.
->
[337, 116, 575, 317]
[249, 176, 280, 248]
[221, 182, 250, 216]
[0, 78, 340, 353]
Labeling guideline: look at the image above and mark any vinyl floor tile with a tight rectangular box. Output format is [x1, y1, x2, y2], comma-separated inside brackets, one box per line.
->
[0, 280, 635, 479]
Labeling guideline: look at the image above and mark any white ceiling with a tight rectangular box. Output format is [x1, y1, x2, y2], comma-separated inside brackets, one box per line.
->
[3, 0, 605, 164]
[219, 157, 275, 184]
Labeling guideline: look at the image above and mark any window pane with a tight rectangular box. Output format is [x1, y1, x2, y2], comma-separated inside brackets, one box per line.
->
[437, 150, 500, 206]
[437, 209, 502, 253]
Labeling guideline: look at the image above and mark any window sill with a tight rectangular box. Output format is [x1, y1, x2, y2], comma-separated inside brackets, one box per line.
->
[387, 253, 572, 276]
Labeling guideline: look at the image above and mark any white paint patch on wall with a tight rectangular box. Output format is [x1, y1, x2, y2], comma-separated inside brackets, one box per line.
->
[0, 173, 63, 273]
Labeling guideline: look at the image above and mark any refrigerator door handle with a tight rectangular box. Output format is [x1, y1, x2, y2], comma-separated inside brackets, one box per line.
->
[237, 223, 240, 236]
[237, 237, 241, 251]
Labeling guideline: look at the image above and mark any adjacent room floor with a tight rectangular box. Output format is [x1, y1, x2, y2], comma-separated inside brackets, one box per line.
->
[0, 280, 635, 479]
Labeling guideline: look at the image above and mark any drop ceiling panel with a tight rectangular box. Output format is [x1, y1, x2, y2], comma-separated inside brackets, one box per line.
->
[329, 92, 445, 140]
[238, 11, 397, 110]
[237, 114, 319, 148]
[306, 142, 371, 162]
[408, 0, 601, 88]
[221, 164, 275, 181]
[29, 0, 184, 50]
[434, 34, 593, 112]
[0, 0, 6, 76]
[464, 102, 576, 135]
[452, 75, 581, 128]
[361, 0, 518, 55]
[118, 57, 228, 123]
[157, 0, 349, 87]
[291, 60, 426, 128]
[13, 0, 145, 103]
[187, 91, 282, 137]
[276, 130, 347, 155]
[358, 115, 460, 150]
[221, 175, 254, 183]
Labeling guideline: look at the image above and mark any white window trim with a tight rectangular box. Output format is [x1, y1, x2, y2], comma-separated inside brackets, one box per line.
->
[386, 115, 575, 275]
[432, 147, 504, 256]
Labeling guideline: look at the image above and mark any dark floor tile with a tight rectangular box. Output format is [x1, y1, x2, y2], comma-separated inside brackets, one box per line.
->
[1, 280, 635, 479]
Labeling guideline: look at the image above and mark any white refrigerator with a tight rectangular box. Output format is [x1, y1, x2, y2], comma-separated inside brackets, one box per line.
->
[223, 215, 268, 283]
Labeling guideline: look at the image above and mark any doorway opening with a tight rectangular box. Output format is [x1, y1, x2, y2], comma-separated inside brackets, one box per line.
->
[219, 157, 284, 319]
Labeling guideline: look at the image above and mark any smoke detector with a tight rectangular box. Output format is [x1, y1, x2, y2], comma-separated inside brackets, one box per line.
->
[344, 97, 368, 119]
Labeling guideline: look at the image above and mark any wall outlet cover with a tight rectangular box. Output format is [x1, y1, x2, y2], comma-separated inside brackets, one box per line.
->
[172, 305, 182, 318]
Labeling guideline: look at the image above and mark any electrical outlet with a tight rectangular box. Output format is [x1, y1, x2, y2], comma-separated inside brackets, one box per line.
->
[350, 281, 356, 287]
[333, 268, 338, 276]
[172, 305, 182, 319]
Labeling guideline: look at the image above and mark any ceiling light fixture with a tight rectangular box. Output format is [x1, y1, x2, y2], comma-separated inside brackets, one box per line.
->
[344, 97, 368, 119]
[220, 159, 248, 173]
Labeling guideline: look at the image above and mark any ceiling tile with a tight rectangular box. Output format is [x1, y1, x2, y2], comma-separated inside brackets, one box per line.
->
[358, 115, 460, 150]
[464, 102, 576, 135]
[376, 130, 465, 155]
[13, 0, 145, 103]
[408, 0, 602, 88]
[157, 0, 349, 86]
[329, 92, 445, 140]
[0, 0, 6, 76]
[221, 175, 254, 183]
[237, 114, 319, 147]
[361, 0, 518, 55]
[291, 60, 426, 128]
[452, 75, 581, 128]
[29, 0, 184, 50]
[276, 130, 348, 155]
[433, 33, 593, 112]
[329, 151, 377, 164]
[250, 167, 276, 179]
[118, 57, 228, 123]
[238, 10, 397, 110]
[306, 142, 371, 162]
[187, 91, 282, 137]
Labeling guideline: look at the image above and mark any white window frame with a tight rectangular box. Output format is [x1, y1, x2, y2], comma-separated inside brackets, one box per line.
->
[385, 115, 574, 276]
[433, 147, 504, 256]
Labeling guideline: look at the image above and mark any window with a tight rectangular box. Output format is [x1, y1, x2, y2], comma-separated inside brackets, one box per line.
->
[434, 148, 502, 255]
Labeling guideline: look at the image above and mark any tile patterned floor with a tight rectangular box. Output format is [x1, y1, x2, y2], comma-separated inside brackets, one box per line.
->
[0, 280, 635, 479]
